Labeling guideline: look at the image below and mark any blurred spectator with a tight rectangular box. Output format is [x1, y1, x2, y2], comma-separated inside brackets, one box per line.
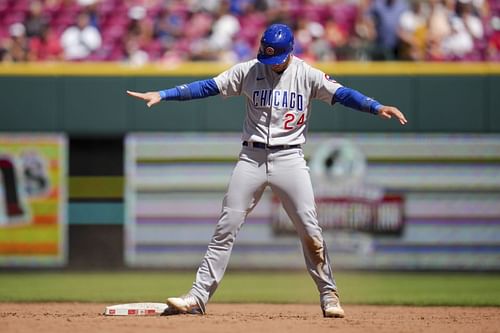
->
[208, 1, 241, 53]
[323, 17, 350, 60]
[427, 0, 455, 60]
[488, 15, 500, 60]
[24, 1, 49, 39]
[428, 0, 454, 41]
[78, 0, 101, 29]
[60, 12, 102, 60]
[310, 21, 336, 61]
[184, 9, 214, 40]
[352, 0, 377, 60]
[236, 1, 268, 52]
[154, 5, 186, 50]
[266, 2, 294, 28]
[230, 35, 255, 62]
[29, 25, 63, 61]
[125, 5, 154, 60]
[457, 0, 484, 39]
[126, 5, 154, 44]
[295, 18, 336, 62]
[369, 0, 408, 60]
[124, 39, 149, 66]
[184, 8, 215, 60]
[2, 23, 30, 62]
[437, 0, 485, 59]
[397, 0, 428, 60]
[456, 0, 485, 58]
[294, 18, 316, 61]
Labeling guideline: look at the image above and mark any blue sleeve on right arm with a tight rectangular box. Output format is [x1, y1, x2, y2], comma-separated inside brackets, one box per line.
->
[333, 86, 382, 115]
[159, 79, 220, 101]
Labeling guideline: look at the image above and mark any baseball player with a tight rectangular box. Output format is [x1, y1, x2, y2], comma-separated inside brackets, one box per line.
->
[127, 23, 407, 318]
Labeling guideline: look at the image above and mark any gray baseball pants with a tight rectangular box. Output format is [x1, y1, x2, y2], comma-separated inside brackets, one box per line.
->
[189, 145, 338, 313]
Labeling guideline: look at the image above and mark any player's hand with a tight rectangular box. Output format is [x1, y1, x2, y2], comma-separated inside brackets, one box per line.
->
[378, 106, 408, 125]
[126, 90, 162, 108]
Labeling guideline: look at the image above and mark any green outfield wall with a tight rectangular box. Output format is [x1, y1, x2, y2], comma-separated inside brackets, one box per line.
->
[1, 62, 499, 133]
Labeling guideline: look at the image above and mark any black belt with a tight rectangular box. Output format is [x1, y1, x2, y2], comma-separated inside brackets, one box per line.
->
[242, 141, 301, 150]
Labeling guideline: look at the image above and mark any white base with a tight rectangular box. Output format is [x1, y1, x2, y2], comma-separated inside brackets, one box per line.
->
[104, 302, 169, 316]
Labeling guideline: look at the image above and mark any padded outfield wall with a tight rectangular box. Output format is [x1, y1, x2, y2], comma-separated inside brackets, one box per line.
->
[1, 62, 499, 133]
[0, 62, 499, 269]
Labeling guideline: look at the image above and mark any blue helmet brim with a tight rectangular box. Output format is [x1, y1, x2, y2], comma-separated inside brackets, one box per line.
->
[257, 51, 290, 65]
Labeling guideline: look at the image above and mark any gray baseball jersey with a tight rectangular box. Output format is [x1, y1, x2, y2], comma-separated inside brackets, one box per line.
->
[213, 56, 343, 146]
[188, 56, 340, 314]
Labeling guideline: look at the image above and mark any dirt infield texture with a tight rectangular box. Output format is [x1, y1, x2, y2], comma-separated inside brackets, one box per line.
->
[1, 303, 500, 333]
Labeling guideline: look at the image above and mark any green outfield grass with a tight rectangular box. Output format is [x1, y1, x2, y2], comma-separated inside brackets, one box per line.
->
[0, 271, 499, 306]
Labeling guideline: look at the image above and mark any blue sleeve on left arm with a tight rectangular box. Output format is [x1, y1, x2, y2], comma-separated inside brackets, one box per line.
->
[159, 79, 220, 101]
[333, 87, 382, 115]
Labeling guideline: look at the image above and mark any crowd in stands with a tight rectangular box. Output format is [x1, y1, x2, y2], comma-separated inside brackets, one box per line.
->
[0, 0, 499, 64]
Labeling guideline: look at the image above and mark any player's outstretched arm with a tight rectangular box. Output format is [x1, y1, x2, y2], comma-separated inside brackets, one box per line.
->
[333, 87, 408, 126]
[126, 91, 161, 108]
[377, 105, 407, 125]
[126, 79, 220, 109]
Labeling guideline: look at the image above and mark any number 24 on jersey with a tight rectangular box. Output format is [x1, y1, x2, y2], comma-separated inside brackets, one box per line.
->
[284, 112, 305, 130]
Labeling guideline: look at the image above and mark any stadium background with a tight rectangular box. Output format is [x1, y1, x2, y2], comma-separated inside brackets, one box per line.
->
[0, 0, 500, 319]
[1, 61, 499, 270]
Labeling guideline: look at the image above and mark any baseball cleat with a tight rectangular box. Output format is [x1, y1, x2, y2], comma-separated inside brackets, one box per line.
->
[160, 306, 182, 316]
[322, 292, 345, 318]
[166, 294, 203, 315]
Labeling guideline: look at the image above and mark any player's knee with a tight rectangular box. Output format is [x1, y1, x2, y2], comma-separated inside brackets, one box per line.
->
[295, 208, 326, 258]
[304, 234, 326, 265]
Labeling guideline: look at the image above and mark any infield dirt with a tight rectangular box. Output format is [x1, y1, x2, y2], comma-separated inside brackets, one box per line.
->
[1, 303, 500, 333]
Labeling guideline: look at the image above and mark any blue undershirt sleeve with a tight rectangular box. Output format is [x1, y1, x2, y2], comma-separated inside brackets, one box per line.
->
[333, 86, 382, 115]
[159, 79, 220, 101]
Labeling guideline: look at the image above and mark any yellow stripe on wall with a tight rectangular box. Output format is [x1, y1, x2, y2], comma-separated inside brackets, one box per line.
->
[1, 62, 499, 76]
[315, 61, 500, 75]
[69, 176, 123, 199]
[0, 225, 59, 243]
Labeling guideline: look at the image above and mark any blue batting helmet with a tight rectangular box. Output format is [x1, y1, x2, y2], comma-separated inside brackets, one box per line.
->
[257, 24, 294, 65]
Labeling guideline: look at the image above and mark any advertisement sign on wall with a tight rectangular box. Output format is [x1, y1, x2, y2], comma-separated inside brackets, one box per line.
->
[125, 133, 500, 271]
[0, 134, 67, 266]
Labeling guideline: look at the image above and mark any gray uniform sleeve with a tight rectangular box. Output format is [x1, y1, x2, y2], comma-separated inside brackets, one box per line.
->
[213, 62, 248, 97]
[310, 67, 343, 105]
